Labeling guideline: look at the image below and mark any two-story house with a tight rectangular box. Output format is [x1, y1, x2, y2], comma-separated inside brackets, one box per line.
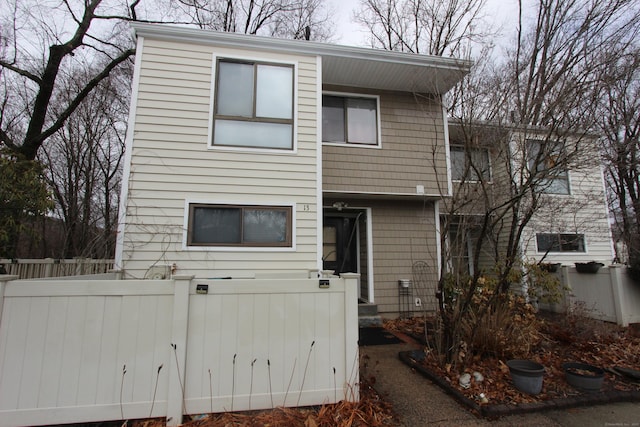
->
[444, 122, 614, 280]
[115, 23, 471, 318]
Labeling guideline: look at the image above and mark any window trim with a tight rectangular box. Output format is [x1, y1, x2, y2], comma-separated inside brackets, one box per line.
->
[446, 222, 475, 276]
[526, 139, 571, 195]
[535, 232, 586, 253]
[322, 91, 382, 149]
[184, 201, 296, 251]
[449, 144, 492, 182]
[208, 55, 298, 153]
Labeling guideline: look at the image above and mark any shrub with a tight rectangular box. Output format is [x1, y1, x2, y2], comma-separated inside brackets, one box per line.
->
[437, 272, 542, 371]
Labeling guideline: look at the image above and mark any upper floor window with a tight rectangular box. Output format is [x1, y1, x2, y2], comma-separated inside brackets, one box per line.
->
[527, 140, 569, 194]
[322, 94, 379, 146]
[213, 59, 294, 150]
[450, 145, 491, 181]
[536, 233, 585, 253]
[187, 203, 292, 247]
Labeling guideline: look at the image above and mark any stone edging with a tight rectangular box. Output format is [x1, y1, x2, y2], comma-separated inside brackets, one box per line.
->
[398, 350, 640, 418]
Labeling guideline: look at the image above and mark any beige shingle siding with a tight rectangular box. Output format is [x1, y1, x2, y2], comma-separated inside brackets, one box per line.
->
[322, 88, 447, 196]
[120, 38, 320, 278]
[367, 201, 440, 315]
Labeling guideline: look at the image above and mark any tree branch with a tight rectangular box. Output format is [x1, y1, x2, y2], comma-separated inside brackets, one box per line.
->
[36, 48, 135, 152]
[0, 60, 43, 85]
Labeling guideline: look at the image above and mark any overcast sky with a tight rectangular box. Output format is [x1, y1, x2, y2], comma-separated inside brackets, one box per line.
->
[328, 0, 521, 48]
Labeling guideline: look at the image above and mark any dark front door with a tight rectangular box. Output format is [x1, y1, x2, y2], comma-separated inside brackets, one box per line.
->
[322, 216, 358, 274]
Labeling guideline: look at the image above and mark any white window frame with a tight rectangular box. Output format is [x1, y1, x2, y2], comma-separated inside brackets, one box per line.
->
[207, 54, 298, 153]
[526, 139, 571, 195]
[449, 145, 492, 182]
[446, 222, 475, 276]
[535, 232, 586, 253]
[322, 91, 382, 149]
[183, 200, 296, 251]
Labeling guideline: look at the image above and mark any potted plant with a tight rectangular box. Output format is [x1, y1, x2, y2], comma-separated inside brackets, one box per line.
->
[575, 261, 604, 274]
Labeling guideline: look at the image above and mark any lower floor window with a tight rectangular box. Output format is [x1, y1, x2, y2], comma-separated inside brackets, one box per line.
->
[536, 233, 585, 253]
[187, 204, 292, 247]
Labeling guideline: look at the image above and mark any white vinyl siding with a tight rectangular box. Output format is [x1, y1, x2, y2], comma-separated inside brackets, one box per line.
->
[521, 152, 613, 264]
[119, 38, 319, 278]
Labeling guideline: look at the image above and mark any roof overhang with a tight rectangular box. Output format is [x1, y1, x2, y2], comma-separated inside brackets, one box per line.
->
[131, 23, 472, 95]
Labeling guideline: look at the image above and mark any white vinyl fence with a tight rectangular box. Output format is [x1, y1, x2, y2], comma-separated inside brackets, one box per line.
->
[540, 265, 640, 326]
[0, 259, 115, 279]
[0, 273, 359, 427]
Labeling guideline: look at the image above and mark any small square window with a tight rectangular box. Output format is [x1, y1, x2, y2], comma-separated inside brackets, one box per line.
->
[188, 204, 292, 247]
[322, 94, 379, 145]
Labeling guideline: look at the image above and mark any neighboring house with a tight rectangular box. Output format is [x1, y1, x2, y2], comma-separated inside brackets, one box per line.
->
[116, 24, 471, 317]
[444, 122, 614, 278]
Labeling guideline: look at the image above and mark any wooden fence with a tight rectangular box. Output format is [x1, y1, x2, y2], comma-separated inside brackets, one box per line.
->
[0, 259, 114, 279]
[0, 273, 359, 427]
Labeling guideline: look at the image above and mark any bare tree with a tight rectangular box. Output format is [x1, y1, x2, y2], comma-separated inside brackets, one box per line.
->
[0, 0, 335, 258]
[595, 46, 640, 268]
[505, 0, 640, 129]
[354, 0, 488, 56]
[166, 0, 334, 40]
[0, 0, 140, 161]
[39, 65, 129, 258]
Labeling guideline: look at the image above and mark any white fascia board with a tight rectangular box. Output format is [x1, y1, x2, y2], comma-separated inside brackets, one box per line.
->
[130, 23, 472, 94]
[131, 22, 470, 70]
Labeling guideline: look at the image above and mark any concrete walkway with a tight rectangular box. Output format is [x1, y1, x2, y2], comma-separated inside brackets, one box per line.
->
[360, 342, 640, 427]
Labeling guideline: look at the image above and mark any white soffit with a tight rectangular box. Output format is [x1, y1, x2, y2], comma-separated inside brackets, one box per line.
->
[131, 23, 472, 95]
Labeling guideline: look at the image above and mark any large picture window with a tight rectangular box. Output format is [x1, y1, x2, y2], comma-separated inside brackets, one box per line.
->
[450, 145, 491, 181]
[213, 59, 294, 150]
[536, 233, 585, 253]
[187, 204, 292, 247]
[322, 94, 379, 145]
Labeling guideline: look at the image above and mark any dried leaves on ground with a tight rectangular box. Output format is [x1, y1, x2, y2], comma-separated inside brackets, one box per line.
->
[128, 375, 396, 427]
[386, 311, 640, 406]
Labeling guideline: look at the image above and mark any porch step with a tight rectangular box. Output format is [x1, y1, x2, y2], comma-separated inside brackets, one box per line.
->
[358, 303, 383, 327]
[358, 315, 383, 328]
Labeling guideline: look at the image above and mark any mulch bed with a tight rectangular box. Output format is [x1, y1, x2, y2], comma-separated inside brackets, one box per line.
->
[389, 312, 640, 418]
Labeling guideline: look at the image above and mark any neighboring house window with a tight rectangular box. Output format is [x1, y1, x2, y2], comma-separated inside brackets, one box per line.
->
[322, 94, 379, 145]
[213, 59, 294, 150]
[450, 145, 491, 181]
[187, 204, 292, 247]
[527, 140, 570, 194]
[536, 233, 585, 253]
[447, 222, 474, 276]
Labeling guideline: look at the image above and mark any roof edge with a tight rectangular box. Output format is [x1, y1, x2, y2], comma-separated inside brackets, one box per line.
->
[130, 22, 473, 73]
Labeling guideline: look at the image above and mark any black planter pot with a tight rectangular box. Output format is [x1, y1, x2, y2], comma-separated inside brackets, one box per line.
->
[575, 262, 604, 274]
[540, 262, 561, 273]
[506, 359, 545, 395]
[562, 362, 604, 391]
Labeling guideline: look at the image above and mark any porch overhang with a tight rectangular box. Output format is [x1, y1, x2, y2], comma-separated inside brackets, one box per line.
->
[323, 190, 445, 202]
[320, 49, 470, 94]
[131, 23, 472, 95]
